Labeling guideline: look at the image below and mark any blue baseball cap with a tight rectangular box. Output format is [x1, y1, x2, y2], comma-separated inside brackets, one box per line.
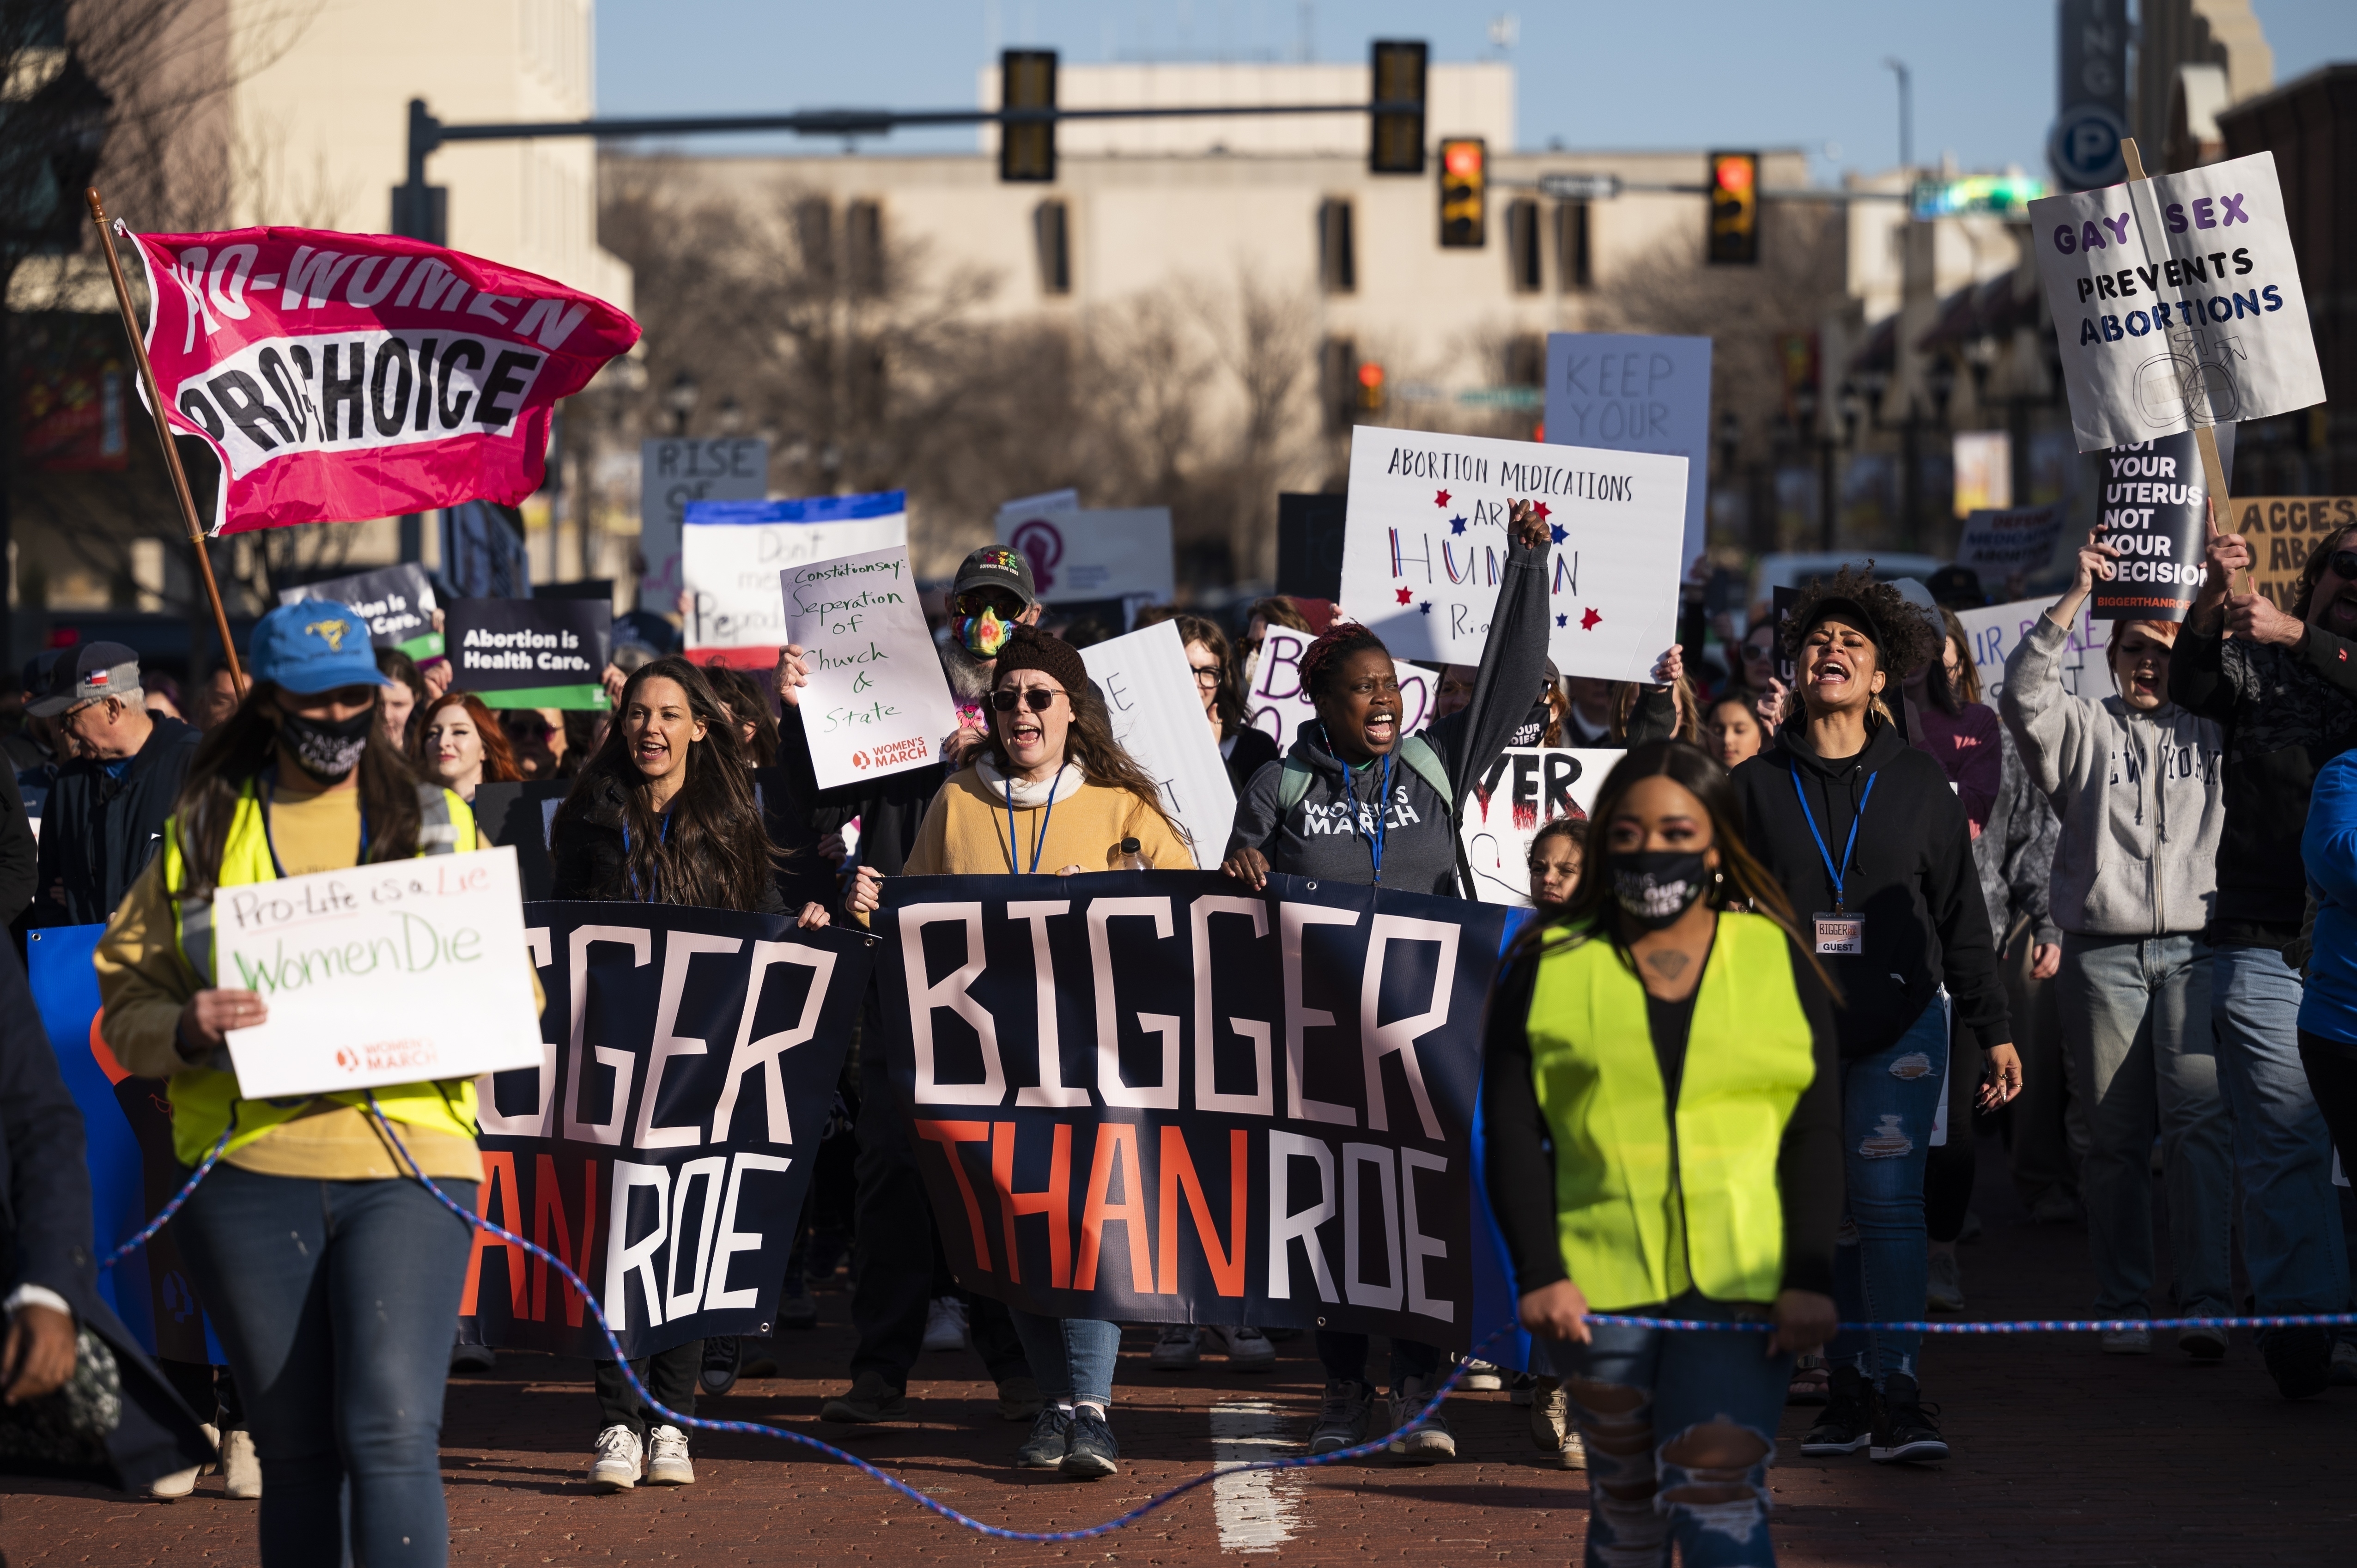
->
[247, 601, 394, 695]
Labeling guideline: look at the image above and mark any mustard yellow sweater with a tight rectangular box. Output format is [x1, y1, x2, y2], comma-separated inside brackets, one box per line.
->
[906, 765, 1196, 877]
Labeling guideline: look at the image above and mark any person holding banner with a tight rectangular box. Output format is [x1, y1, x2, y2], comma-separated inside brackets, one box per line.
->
[1485, 739, 1841, 1568]
[846, 624, 1192, 1479]
[411, 693, 524, 803]
[91, 601, 492, 1566]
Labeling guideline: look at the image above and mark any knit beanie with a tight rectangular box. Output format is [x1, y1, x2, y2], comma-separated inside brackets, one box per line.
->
[991, 624, 1089, 698]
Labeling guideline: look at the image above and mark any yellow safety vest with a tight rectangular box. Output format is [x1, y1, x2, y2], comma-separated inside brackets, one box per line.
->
[1525, 911, 1817, 1311]
[157, 778, 481, 1166]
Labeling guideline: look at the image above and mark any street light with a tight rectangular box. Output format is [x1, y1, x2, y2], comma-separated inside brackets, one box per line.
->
[665, 371, 700, 437]
[1884, 58, 1913, 172]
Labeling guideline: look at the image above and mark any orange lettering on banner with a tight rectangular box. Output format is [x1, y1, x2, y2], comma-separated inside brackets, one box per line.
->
[992, 1122, 1073, 1288]
[530, 1155, 598, 1326]
[1076, 1123, 1154, 1293]
[1157, 1126, 1248, 1298]
[459, 1152, 526, 1317]
[916, 1120, 996, 1271]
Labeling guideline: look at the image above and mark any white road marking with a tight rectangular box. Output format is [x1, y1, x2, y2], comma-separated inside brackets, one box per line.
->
[1209, 1400, 1303, 1554]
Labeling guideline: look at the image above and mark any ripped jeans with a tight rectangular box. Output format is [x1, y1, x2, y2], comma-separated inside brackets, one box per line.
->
[1551, 1292, 1792, 1568]
[1828, 998, 1948, 1387]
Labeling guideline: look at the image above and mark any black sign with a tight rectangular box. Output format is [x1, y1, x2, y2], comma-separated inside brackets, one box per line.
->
[2090, 425, 2233, 623]
[279, 563, 439, 656]
[446, 596, 611, 705]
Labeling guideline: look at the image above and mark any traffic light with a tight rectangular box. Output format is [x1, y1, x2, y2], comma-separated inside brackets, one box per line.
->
[1000, 49, 1057, 183]
[1369, 40, 1427, 175]
[1707, 151, 1760, 265]
[1439, 137, 1485, 248]
[1357, 360, 1386, 413]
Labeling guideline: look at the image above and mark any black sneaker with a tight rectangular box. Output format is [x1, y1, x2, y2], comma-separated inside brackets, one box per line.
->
[1799, 1364, 1871, 1456]
[2262, 1326, 2332, 1400]
[1014, 1404, 1072, 1469]
[1060, 1406, 1121, 1479]
[1869, 1374, 1949, 1463]
[699, 1336, 740, 1397]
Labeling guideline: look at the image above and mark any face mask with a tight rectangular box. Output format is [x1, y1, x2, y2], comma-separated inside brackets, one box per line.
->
[1607, 849, 1713, 930]
[956, 607, 1013, 659]
[280, 708, 374, 783]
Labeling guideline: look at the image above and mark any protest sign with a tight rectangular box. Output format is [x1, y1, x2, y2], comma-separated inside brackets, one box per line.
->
[639, 438, 767, 611]
[994, 506, 1176, 606]
[1544, 333, 1712, 567]
[445, 597, 610, 709]
[463, 903, 874, 1359]
[279, 563, 442, 660]
[1079, 621, 1239, 865]
[2026, 152, 2324, 452]
[1337, 425, 1688, 684]
[2226, 495, 2357, 616]
[780, 545, 958, 790]
[1952, 430, 2013, 515]
[1956, 504, 2064, 577]
[442, 500, 531, 598]
[1240, 624, 1433, 753]
[216, 846, 547, 1100]
[683, 491, 907, 666]
[124, 226, 637, 533]
[1952, 596, 2113, 706]
[876, 871, 1519, 1351]
[2087, 425, 2230, 620]
[1457, 749, 1620, 905]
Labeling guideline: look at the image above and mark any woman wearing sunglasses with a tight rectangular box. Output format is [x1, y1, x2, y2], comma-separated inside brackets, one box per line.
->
[847, 624, 1190, 1479]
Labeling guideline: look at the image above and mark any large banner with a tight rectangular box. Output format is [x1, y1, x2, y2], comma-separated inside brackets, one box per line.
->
[126, 226, 637, 534]
[462, 904, 873, 1359]
[683, 491, 907, 667]
[876, 872, 1518, 1351]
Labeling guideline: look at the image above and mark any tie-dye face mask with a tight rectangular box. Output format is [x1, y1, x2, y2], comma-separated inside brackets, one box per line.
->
[956, 606, 1013, 658]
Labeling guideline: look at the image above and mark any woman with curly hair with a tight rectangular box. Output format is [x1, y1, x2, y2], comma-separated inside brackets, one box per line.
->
[1729, 565, 2018, 1469]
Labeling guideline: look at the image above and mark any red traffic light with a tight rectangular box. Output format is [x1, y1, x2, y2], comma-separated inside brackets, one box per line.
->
[1713, 154, 1754, 194]
[1357, 362, 1385, 389]
[1445, 141, 1483, 178]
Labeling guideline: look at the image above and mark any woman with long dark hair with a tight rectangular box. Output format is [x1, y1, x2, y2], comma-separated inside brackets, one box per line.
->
[1171, 612, 1278, 797]
[1484, 740, 1840, 1568]
[554, 656, 831, 1491]
[93, 602, 495, 1565]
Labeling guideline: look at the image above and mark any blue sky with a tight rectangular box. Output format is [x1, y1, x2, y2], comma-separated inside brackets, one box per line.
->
[598, 1, 2353, 182]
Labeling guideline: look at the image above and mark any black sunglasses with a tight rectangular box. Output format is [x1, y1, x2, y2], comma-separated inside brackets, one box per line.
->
[2328, 550, 2357, 581]
[990, 687, 1064, 712]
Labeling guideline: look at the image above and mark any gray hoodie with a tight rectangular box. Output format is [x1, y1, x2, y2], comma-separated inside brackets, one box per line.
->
[1999, 615, 2225, 937]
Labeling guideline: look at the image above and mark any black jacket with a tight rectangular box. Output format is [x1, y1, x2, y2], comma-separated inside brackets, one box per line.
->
[0, 764, 38, 932]
[1732, 716, 2008, 1060]
[32, 717, 200, 928]
[0, 951, 212, 1489]
[1221, 725, 1279, 799]
[548, 774, 787, 914]
[2167, 621, 2357, 944]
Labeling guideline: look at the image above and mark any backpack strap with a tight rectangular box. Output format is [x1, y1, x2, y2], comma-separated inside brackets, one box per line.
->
[1278, 755, 1317, 812]
[1395, 735, 1453, 815]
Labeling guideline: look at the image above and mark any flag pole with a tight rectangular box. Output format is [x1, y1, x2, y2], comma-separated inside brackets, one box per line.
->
[85, 188, 247, 695]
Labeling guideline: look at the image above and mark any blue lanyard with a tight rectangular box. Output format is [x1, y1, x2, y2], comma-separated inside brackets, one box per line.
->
[257, 768, 368, 878]
[620, 812, 673, 903]
[1353, 751, 1394, 880]
[1789, 766, 1876, 912]
[1004, 772, 1060, 875]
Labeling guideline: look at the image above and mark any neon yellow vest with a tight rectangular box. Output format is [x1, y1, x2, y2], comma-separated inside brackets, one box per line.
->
[157, 778, 482, 1166]
[1525, 911, 1817, 1311]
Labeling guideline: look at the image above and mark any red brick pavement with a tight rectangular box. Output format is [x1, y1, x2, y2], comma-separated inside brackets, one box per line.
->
[6, 1148, 2354, 1566]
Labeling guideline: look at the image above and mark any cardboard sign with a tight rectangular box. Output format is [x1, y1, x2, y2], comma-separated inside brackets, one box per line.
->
[780, 545, 958, 790]
[217, 846, 547, 1100]
[2088, 426, 2229, 621]
[279, 563, 442, 660]
[1544, 333, 1712, 567]
[1952, 596, 2112, 706]
[639, 438, 767, 611]
[1078, 620, 1239, 865]
[1337, 425, 1688, 683]
[1458, 748, 1619, 906]
[683, 490, 907, 665]
[994, 506, 1175, 605]
[2225, 495, 2357, 617]
[2027, 152, 2325, 451]
[446, 597, 611, 709]
[1955, 504, 2065, 577]
[1240, 624, 1433, 754]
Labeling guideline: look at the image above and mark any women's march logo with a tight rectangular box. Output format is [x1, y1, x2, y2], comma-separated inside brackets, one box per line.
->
[1009, 520, 1063, 593]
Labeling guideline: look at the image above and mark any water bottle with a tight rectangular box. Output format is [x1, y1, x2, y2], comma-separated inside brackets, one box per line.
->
[1108, 835, 1152, 871]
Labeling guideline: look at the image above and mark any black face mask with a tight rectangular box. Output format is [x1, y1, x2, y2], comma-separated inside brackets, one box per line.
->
[280, 708, 374, 783]
[1607, 849, 1713, 930]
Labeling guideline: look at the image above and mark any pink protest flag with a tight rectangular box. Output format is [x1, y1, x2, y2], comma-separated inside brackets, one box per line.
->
[121, 225, 639, 535]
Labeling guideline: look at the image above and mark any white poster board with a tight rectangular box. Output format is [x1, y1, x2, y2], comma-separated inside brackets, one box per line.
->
[2026, 151, 2324, 451]
[1458, 748, 1621, 906]
[639, 438, 768, 610]
[1955, 504, 2065, 576]
[1337, 425, 1688, 684]
[1078, 621, 1238, 865]
[1952, 596, 2112, 707]
[993, 506, 1175, 605]
[218, 846, 546, 1100]
[780, 545, 959, 790]
[1240, 624, 1433, 754]
[682, 491, 907, 656]
[1544, 333, 1712, 568]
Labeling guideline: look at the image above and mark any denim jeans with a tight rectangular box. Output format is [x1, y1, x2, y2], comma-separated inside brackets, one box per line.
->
[1006, 1311, 1122, 1407]
[174, 1162, 477, 1568]
[1315, 1331, 1441, 1393]
[1549, 1292, 1792, 1568]
[2211, 944, 2353, 1326]
[1828, 999, 1947, 1387]
[2058, 933, 2234, 1318]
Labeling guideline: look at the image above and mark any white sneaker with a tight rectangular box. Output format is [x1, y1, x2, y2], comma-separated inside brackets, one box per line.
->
[1207, 1325, 1276, 1369]
[2100, 1325, 2153, 1354]
[221, 1427, 262, 1498]
[1149, 1324, 1203, 1369]
[922, 1297, 970, 1353]
[644, 1424, 695, 1486]
[1457, 1357, 1504, 1391]
[588, 1424, 642, 1492]
[152, 1424, 212, 1498]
